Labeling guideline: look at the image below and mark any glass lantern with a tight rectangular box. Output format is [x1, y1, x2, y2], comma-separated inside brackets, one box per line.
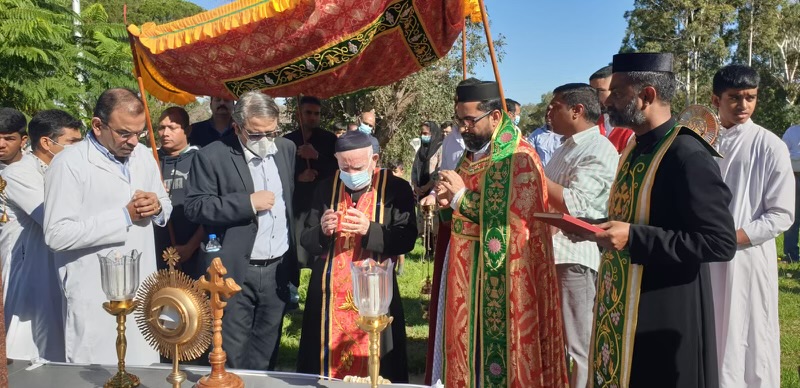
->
[98, 249, 142, 301]
[350, 259, 394, 317]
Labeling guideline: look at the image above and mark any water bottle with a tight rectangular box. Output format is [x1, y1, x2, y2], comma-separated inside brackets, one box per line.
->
[204, 234, 222, 252]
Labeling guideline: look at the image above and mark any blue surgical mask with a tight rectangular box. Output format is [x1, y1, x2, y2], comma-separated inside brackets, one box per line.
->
[340, 167, 372, 191]
[514, 115, 521, 126]
[420, 135, 431, 144]
[358, 123, 373, 135]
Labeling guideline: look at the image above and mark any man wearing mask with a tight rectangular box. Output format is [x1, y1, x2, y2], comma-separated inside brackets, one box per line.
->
[411, 121, 443, 199]
[155, 107, 204, 278]
[189, 96, 235, 147]
[283, 96, 338, 298]
[185, 91, 296, 370]
[0, 108, 28, 298]
[505, 98, 522, 126]
[298, 131, 416, 381]
[431, 79, 568, 387]
[4, 110, 82, 362]
[44, 88, 172, 365]
[590, 65, 634, 153]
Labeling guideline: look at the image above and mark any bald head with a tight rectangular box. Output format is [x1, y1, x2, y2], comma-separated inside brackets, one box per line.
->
[360, 111, 375, 128]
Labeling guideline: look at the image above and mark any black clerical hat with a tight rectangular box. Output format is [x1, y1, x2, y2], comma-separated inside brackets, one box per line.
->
[456, 81, 501, 102]
[612, 53, 674, 73]
[335, 130, 373, 153]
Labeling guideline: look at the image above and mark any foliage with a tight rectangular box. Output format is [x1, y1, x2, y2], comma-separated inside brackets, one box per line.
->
[0, 0, 204, 121]
[607, 0, 800, 133]
[519, 91, 553, 135]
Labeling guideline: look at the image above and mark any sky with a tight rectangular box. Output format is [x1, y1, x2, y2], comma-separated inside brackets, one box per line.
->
[188, 0, 635, 105]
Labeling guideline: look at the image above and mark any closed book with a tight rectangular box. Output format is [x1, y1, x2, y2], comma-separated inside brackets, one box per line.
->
[533, 212, 604, 236]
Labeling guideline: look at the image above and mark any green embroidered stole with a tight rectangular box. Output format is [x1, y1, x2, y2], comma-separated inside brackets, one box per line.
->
[448, 114, 521, 386]
[588, 125, 679, 387]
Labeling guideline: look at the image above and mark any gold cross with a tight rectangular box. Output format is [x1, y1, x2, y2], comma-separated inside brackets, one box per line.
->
[197, 258, 241, 312]
[161, 247, 181, 272]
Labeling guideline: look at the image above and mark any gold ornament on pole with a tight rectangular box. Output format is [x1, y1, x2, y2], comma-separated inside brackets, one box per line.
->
[135, 247, 212, 388]
[343, 259, 395, 388]
[677, 104, 721, 146]
[97, 250, 142, 388]
[195, 257, 243, 388]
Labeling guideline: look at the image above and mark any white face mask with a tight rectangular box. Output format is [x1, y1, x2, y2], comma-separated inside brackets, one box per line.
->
[246, 136, 277, 158]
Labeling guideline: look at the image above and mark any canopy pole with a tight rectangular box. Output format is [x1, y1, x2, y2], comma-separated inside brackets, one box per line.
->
[128, 29, 177, 246]
[461, 22, 467, 80]
[477, 0, 507, 112]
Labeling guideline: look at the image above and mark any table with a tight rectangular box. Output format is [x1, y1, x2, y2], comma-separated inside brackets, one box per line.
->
[7, 360, 428, 387]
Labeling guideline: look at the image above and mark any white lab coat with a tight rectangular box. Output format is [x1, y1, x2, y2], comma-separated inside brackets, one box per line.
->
[43, 139, 171, 365]
[711, 119, 794, 388]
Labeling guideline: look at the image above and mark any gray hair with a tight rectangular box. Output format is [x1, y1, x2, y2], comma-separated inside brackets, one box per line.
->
[232, 91, 280, 125]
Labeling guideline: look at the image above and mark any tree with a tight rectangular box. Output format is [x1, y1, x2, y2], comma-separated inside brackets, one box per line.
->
[519, 91, 553, 135]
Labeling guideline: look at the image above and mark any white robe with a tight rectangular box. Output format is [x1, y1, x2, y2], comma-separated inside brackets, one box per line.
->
[43, 140, 171, 365]
[2, 154, 65, 362]
[711, 119, 794, 388]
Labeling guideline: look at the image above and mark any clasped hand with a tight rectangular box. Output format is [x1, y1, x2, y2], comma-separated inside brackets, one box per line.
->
[126, 190, 161, 221]
[320, 208, 370, 237]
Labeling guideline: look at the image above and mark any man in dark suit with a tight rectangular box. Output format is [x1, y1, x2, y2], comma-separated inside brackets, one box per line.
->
[184, 91, 296, 371]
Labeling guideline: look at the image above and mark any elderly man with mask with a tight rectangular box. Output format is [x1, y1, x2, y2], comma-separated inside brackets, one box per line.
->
[185, 91, 296, 370]
[297, 131, 416, 382]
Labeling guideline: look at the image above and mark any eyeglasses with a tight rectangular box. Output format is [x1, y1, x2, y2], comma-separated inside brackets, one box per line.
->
[103, 123, 147, 140]
[454, 110, 495, 128]
[241, 126, 282, 141]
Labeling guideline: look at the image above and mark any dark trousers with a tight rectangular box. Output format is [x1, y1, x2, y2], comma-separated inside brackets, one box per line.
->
[784, 173, 800, 262]
[222, 261, 286, 370]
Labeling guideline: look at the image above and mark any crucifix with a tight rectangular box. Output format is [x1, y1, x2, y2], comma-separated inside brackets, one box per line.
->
[195, 258, 243, 388]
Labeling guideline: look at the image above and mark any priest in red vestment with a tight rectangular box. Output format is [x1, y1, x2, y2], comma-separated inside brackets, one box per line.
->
[430, 79, 568, 388]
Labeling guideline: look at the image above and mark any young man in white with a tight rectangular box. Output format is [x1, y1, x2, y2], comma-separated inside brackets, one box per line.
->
[710, 64, 794, 388]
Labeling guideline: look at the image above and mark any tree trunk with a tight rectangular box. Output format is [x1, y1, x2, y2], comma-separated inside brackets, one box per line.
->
[748, 2, 755, 66]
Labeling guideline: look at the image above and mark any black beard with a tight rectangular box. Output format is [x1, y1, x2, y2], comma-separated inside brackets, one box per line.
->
[462, 132, 491, 152]
[607, 97, 646, 127]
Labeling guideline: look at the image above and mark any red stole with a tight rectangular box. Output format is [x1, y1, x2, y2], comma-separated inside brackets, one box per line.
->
[319, 169, 390, 379]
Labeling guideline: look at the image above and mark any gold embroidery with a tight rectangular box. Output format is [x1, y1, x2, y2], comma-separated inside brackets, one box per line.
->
[337, 290, 359, 313]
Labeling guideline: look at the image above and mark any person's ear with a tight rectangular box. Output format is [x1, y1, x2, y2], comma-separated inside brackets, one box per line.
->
[711, 93, 721, 109]
[641, 86, 657, 107]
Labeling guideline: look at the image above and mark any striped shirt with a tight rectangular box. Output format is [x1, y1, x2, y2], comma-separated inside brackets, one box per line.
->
[544, 126, 619, 270]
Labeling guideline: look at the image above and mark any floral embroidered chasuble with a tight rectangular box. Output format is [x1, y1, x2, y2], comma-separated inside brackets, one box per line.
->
[442, 114, 568, 388]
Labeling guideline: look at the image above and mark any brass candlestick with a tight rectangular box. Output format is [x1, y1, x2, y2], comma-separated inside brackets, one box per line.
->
[419, 204, 435, 319]
[136, 247, 212, 388]
[196, 257, 243, 388]
[344, 259, 395, 387]
[98, 250, 142, 388]
[103, 300, 140, 388]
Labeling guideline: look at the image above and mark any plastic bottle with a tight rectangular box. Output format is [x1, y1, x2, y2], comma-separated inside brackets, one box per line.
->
[204, 234, 222, 252]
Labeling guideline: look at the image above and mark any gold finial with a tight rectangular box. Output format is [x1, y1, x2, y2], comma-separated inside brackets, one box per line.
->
[162, 247, 181, 272]
[0, 176, 8, 224]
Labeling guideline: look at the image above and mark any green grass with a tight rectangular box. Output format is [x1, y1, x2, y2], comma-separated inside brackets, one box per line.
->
[277, 238, 800, 387]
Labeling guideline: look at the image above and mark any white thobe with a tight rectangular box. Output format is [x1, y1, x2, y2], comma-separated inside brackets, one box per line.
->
[2, 154, 65, 361]
[43, 140, 172, 365]
[711, 119, 794, 388]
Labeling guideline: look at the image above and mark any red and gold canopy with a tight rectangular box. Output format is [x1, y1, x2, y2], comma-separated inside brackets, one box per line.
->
[128, 0, 481, 104]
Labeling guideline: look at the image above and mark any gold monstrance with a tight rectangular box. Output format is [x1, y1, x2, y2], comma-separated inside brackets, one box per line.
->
[135, 247, 212, 388]
[419, 204, 436, 319]
[677, 104, 722, 146]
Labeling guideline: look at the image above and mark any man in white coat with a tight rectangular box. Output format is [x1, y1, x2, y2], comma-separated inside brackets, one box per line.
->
[43, 88, 172, 365]
[710, 64, 794, 388]
[3, 110, 83, 362]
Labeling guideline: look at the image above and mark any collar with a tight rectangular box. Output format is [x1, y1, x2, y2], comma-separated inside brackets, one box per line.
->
[158, 144, 196, 158]
[88, 132, 128, 164]
[567, 126, 600, 146]
[720, 118, 752, 138]
[634, 117, 676, 153]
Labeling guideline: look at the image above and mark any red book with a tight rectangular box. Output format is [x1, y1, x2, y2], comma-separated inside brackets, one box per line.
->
[534, 212, 604, 236]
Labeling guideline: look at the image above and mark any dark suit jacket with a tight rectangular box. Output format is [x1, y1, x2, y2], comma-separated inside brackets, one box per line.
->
[184, 134, 297, 293]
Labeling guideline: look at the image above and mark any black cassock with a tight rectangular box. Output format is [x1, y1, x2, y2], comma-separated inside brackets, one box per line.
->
[297, 172, 417, 382]
[625, 118, 737, 388]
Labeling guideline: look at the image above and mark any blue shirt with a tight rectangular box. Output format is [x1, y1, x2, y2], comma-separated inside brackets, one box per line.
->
[527, 126, 563, 166]
[242, 142, 290, 260]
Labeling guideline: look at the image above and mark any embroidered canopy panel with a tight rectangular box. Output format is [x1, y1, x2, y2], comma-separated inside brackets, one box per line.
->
[128, 0, 481, 104]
